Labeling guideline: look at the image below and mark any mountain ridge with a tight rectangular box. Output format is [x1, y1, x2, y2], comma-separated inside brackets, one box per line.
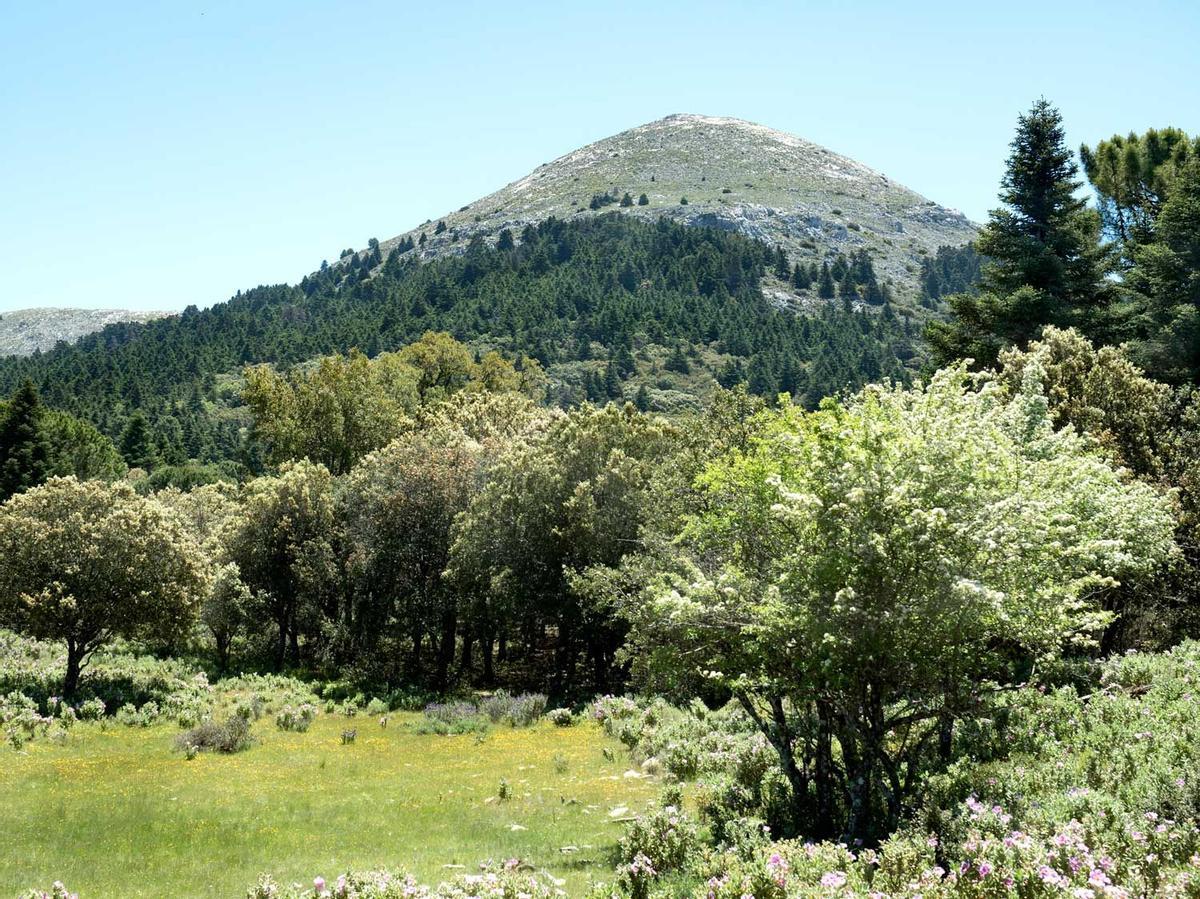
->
[0, 308, 171, 358]
[369, 113, 976, 299]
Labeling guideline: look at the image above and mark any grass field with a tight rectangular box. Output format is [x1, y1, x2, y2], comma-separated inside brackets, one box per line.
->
[1, 712, 659, 898]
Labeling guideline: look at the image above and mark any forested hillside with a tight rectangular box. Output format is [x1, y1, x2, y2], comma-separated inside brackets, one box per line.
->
[0, 216, 924, 462]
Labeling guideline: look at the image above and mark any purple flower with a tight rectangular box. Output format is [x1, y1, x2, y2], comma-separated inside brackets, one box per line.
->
[820, 871, 847, 889]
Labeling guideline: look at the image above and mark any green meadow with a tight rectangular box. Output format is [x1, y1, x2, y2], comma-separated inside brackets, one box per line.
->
[1, 714, 658, 898]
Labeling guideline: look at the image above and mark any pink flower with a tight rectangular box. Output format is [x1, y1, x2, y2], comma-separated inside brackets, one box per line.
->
[820, 871, 847, 889]
[977, 861, 993, 878]
[313, 877, 326, 895]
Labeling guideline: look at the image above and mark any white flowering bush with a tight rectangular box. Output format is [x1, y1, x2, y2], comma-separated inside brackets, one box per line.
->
[244, 861, 562, 899]
[275, 703, 319, 732]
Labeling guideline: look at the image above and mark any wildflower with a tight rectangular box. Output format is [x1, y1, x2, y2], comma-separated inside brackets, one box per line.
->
[820, 871, 847, 889]
[978, 861, 993, 878]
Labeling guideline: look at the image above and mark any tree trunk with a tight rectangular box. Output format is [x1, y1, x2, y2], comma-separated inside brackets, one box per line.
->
[482, 631, 495, 684]
[274, 615, 289, 671]
[64, 639, 85, 699]
[435, 602, 457, 691]
[815, 700, 837, 839]
[459, 620, 474, 679]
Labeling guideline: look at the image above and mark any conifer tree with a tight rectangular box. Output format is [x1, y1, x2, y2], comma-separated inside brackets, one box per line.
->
[119, 411, 158, 471]
[818, 262, 836, 299]
[928, 99, 1114, 366]
[0, 380, 50, 502]
[1125, 157, 1200, 382]
[634, 384, 651, 411]
[792, 263, 812, 290]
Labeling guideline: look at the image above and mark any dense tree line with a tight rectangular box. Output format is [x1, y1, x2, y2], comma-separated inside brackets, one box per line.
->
[0, 217, 917, 461]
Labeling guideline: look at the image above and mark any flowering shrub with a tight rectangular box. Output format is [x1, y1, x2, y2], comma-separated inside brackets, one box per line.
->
[276, 703, 319, 732]
[18, 881, 77, 899]
[244, 861, 562, 898]
[547, 707, 575, 727]
[617, 790, 702, 883]
[479, 691, 549, 726]
[420, 693, 549, 734]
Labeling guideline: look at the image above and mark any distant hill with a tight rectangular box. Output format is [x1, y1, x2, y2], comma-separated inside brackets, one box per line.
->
[369, 114, 976, 299]
[0, 114, 979, 462]
[0, 308, 169, 357]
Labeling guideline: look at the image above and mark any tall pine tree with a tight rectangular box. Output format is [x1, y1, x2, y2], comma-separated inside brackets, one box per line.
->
[928, 99, 1114, 367]
[0, 380, 51, 502]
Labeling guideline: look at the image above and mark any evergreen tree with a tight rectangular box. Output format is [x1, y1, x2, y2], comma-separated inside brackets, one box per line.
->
[0, 380, 51, 502]
[928, 99, 1115, 366]
[665, 344, 691, 374]
[434, 220, 447, 234]
[633, 384, 651, 411]
[774, 247, 791, 279]
[1125, 157, 1200, 383]
[119, 412, 158, 471]
[496, 229, 515, 251]
[619, 192, 634, 208]
[818, 262, 836, 299]
[603, 361, 622, 398]
[792, 263, 812, 290]
[637, 193, 649, 206]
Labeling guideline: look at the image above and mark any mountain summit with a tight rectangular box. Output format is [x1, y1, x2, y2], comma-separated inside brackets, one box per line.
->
[379, 113, 976, 298]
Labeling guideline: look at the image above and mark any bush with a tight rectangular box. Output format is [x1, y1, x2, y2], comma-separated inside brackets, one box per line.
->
[275, 703, 318, 733]
[365, 697, 389, 716]
[244, 863, 560, 899]
[617, 792, 702, 880]
[0, 629, 213, 720]
[176, 713, 253, 754]
[417, 701, 487, 735]
[548, 707, 575, 727]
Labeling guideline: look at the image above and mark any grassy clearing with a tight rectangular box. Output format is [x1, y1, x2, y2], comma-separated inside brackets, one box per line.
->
[1, 712, 657, 898]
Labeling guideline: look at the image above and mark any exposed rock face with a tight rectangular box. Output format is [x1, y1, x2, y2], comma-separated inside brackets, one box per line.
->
[0, 308, 170, 357]
[372, 113, 976, 299]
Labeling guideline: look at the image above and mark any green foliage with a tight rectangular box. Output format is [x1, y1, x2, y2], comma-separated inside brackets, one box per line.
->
[221, 460, 339, 671]
[1081, 127, 1197, 245]
[0, 217, 914, 456]
[0, 380, 50, 501]
[243, 348, 420, 475]
[1124, 156, 1200, 384]
[118, 410, 158, 471]
[0, 479, 208, 696]
[629, 365, 1177, 842]
[929, 99, 1115, 366]
[176, 712, 254, 754]
[449, 403, 680, 692]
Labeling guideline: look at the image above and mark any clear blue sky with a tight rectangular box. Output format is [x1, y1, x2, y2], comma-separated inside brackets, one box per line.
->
[2, 0, 1197, 313]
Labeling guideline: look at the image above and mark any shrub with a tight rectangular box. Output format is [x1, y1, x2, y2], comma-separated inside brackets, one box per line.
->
[243, 863, 559, 899]
[365, 697, 388, 716]
[617, 793, 702, 879]
[77, 698, 105, 720]
[419, 700, 486, 735]
[548, 707, 575, 727]
[507, 692, 547, 727]
[175, 713, 253, 754]
[275, 703, 317, 733]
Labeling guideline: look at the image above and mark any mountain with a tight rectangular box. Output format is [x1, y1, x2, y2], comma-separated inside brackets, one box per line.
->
[0, 115, 981, 463]
[0, 308, 170, 357]
[374, 114, 976, 299]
